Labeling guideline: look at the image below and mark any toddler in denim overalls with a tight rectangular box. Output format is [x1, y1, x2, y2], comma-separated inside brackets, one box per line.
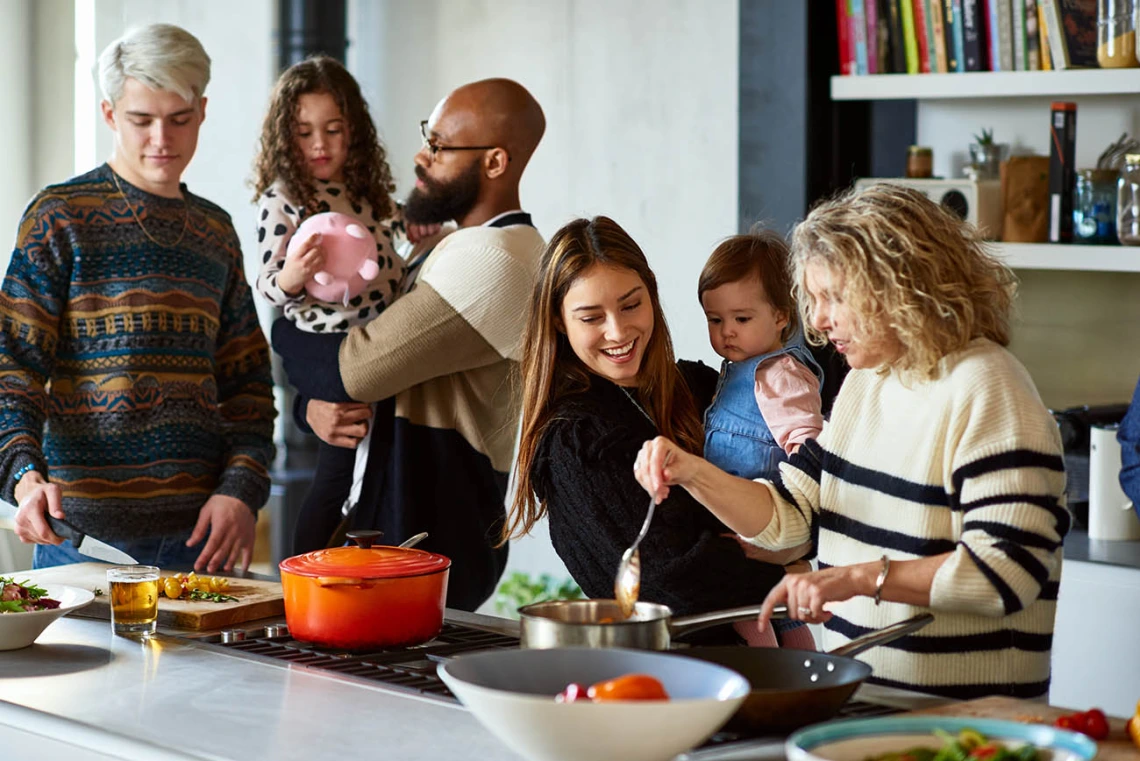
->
[698, 231, 824, 648]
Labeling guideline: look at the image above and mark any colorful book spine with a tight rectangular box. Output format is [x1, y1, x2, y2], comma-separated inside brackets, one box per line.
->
[1043, 0, 1097, 69]
[1012, 0, 1027, 69]
[942, 0, 959, 71]
[1048, 102, 1077, 243]
[985, 0, 1001, 69]
[852, 0, 870, 74]
[889, 0, 908, 71]
[930, 0, 949, 71]
[950, 0, 967, 71]
[914, 0, 934, 72]
[866, 0, 880, 72]
[996, 0, 1015, 70]
[1025, 0, 1041, 69]
[1038, 2, 1052, 68]
[900, 0, 921, 72]
[837, 0, 855, 74]
[961, 0, 985, 70]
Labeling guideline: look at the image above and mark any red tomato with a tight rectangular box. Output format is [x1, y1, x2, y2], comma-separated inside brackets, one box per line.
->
[1054, 715, 1079, 732]
[970, 744, 1000, 760]
[555, 683, 588, 703]
[1083, 709, 1110, 741]
[587, 674, 670, 702]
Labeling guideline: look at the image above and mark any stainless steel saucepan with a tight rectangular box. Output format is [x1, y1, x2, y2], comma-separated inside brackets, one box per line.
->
[518, 599, 786, 650]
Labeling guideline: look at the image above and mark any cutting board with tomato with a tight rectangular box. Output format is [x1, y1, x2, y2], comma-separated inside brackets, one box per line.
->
[907, 696, 1139, 761]
[14, 561, 284, 630]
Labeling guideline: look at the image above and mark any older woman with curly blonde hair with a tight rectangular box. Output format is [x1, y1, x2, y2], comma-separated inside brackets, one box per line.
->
[634, 184, 1067, 699]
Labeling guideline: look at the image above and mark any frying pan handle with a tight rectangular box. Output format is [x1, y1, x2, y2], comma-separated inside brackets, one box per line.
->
[670, 604, 788, 637]
[827, 612, 934, 658]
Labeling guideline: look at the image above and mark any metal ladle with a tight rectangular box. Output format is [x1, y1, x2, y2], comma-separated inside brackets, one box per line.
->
[614, 496, 656, 619]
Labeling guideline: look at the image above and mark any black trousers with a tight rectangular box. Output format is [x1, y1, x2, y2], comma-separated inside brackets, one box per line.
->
[291, 439, 357, 555]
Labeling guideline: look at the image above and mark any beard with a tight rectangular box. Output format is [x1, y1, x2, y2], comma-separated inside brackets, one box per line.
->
[404, 160, 483, 225]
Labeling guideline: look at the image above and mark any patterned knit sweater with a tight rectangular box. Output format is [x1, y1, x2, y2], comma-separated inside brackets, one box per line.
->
[0, 164, 276, 540]
[748, 339, 1067, 699]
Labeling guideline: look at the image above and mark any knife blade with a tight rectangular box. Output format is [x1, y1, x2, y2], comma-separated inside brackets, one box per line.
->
[46, 515, 139, 565]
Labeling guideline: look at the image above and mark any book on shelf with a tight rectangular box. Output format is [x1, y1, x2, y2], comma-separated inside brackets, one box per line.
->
[930, 0, 950, 71]
[1025, 0, 1041, 70]
[1040, 0, 1097, 69]
[913, 0, 934, 72]
[1012, 0, 1028, 69]
[994, 0, 1015, 70]
[900, 0, 921, 72]
[1038, 2, 1052, 69]
[866, 0, 880, 72]
[837, 0, 855, 75]
[888, 0, 909, 71]
[944, 0, 965, 71]
[962, 0, 986, 70]
[852, 0, 870, 74]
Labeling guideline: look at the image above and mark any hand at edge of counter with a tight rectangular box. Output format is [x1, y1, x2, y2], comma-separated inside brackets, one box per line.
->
[188, 494, 256, 574]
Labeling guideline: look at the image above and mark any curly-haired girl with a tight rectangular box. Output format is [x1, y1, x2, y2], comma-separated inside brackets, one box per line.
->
[251, 56, 417, 552]
[633, 184, 1067, 698]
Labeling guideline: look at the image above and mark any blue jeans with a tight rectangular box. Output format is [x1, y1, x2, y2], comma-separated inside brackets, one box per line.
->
[33, 532, 206, 570]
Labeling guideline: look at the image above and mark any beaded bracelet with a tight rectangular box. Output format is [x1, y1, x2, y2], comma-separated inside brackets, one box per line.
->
[12, 462, 38, 483]
[873, 554, 891, 606]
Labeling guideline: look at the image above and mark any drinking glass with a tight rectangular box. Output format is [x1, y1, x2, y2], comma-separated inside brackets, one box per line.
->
[107, 566, 159, 636]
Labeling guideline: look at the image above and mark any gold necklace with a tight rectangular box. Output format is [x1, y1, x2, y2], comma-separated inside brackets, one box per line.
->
[110, 169, 189, 248]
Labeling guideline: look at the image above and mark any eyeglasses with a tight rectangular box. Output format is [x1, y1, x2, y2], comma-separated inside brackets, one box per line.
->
[419, 120, 508, 163]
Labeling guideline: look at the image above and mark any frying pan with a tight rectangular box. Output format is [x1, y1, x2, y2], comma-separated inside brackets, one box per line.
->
[518, 599, 788, 650]
[683, 612, 934, 733]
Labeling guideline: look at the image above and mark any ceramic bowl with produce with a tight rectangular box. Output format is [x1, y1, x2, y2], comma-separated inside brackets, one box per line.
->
[0, 578, 95, 650]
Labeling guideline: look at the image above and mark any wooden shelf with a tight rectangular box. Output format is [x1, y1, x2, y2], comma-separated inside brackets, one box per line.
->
[830, 69, 1140, 101]
[989, 242, 1140, 272]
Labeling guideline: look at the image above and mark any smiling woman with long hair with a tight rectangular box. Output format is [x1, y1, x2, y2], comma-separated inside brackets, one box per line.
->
[505, 216, 788, 634]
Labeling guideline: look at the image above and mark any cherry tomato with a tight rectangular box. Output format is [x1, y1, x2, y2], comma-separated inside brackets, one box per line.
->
[1083, 709, 1110, 741]
[555, 683, 588, 703]
[587, 674, 669, 702]
[1054, 715, 1079, 732]
[970, 744, 1000, 760]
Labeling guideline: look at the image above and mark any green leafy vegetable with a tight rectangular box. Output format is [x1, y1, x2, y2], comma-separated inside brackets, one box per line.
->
[495, 572, 583, 618]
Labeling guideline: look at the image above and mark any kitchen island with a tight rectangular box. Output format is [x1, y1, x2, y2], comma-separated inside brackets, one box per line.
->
[0, 610, 953, 761]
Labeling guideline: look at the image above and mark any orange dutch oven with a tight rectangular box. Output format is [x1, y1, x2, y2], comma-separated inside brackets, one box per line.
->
[279, 530, 451, 649]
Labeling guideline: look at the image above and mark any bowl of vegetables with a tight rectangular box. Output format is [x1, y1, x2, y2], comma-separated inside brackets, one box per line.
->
[438, 647, 749, 761]
[787, 717, 1099, 761]
[0, 577, 95, 650]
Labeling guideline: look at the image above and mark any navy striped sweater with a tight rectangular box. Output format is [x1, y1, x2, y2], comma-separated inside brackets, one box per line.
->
[749, 339, 1067, 699]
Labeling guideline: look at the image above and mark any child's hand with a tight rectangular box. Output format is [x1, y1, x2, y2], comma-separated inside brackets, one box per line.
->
[406, 223, 441, 244]
[278, 232, 325, 296]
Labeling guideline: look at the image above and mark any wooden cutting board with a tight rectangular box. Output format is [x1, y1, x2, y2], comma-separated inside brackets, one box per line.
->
[13, 561, 284, 631]
[908, 696, 1139, 761]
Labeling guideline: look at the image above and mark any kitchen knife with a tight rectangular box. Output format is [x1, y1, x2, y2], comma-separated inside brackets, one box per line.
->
[46, 515, 139, 565]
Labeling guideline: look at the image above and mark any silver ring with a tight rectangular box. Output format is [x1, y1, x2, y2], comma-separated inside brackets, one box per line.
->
[797, 606, 813, 617]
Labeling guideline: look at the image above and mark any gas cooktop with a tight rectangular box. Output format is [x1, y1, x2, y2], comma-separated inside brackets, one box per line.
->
[186, 619, 902, 758]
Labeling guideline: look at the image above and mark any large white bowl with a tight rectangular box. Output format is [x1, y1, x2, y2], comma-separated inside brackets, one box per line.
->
[0, 583, 95, 650]
[438, 647, 749, 761]
[788, 716, 1099, 761]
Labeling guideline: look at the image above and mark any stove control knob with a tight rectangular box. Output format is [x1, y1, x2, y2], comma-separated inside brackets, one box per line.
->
[263, 624, 289, 638]
[220, 629, 247, 644]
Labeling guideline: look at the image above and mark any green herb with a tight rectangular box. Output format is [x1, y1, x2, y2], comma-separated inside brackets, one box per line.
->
[1, 600, 28, 613]
[494, 572, 583, 618]
[187, 589, 238, 603]
[93, 588, 104, 597]
[0, 576, 48, 599]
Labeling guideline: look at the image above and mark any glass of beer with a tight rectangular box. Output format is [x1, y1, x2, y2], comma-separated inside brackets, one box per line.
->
[107, 566, 160, 636]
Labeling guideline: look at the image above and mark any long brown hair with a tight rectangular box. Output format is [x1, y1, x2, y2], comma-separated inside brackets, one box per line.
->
[504, 216, 705, 541]
[251, 56, 395, 221]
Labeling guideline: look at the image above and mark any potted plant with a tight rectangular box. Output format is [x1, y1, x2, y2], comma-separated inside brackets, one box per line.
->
[968, 127, 1006, 180]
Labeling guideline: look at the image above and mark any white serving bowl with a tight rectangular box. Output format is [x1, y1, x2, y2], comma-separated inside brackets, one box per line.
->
[0, 583, 95, 650]
[788, 716, 1099, 761]
[438, 647, 749, 761]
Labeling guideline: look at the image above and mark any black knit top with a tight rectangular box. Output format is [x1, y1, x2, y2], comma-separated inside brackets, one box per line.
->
[532, 361, 786, 617]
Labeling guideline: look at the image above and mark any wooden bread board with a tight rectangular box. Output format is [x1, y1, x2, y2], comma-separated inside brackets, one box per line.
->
[908, 696, 1139, 761]
[14, 561, 284, 630]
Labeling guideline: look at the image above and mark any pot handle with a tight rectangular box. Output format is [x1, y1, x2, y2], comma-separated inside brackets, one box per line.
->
[827, 612, 934, 658]
[317, 576, 369, 587]
[670, 604, 788, 637]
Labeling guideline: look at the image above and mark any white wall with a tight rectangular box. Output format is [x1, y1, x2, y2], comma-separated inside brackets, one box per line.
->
[348, 0, 741, 592]
[0, 0, 34, 270]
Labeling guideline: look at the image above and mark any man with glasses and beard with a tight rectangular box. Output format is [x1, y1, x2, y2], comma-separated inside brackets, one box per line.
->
[273, 78, 546, 611]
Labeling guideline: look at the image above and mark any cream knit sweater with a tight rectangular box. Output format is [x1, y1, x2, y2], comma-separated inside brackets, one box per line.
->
[748, 339, 1067, 698]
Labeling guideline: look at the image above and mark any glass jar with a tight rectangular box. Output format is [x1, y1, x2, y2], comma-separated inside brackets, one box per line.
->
[1073, 169, 1120, 245]
[1097, 0, 1138, 68]
[1119, 153, 1140, 246]
[906, 146, 933, 178]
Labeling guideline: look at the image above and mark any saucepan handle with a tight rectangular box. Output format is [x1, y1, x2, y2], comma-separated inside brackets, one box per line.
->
[669, 604, 788, 637]
[827, 612, 935, 658]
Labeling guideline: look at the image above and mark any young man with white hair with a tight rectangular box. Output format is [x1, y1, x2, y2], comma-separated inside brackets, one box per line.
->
[0, 24, 275, 572]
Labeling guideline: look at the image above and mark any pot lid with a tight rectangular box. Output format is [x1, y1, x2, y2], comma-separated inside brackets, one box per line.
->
[279, 530, 451, 579]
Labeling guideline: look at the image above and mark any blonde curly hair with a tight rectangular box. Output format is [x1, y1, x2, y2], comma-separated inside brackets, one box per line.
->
[790, 183, 1017, 380]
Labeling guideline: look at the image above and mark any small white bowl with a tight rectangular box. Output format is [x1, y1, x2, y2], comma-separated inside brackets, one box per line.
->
[438, 647, 749, 761]
[0, 583, 95, 651]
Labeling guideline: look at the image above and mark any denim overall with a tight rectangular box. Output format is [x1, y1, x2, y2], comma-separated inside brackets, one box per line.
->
[704, 337, 824, 482]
